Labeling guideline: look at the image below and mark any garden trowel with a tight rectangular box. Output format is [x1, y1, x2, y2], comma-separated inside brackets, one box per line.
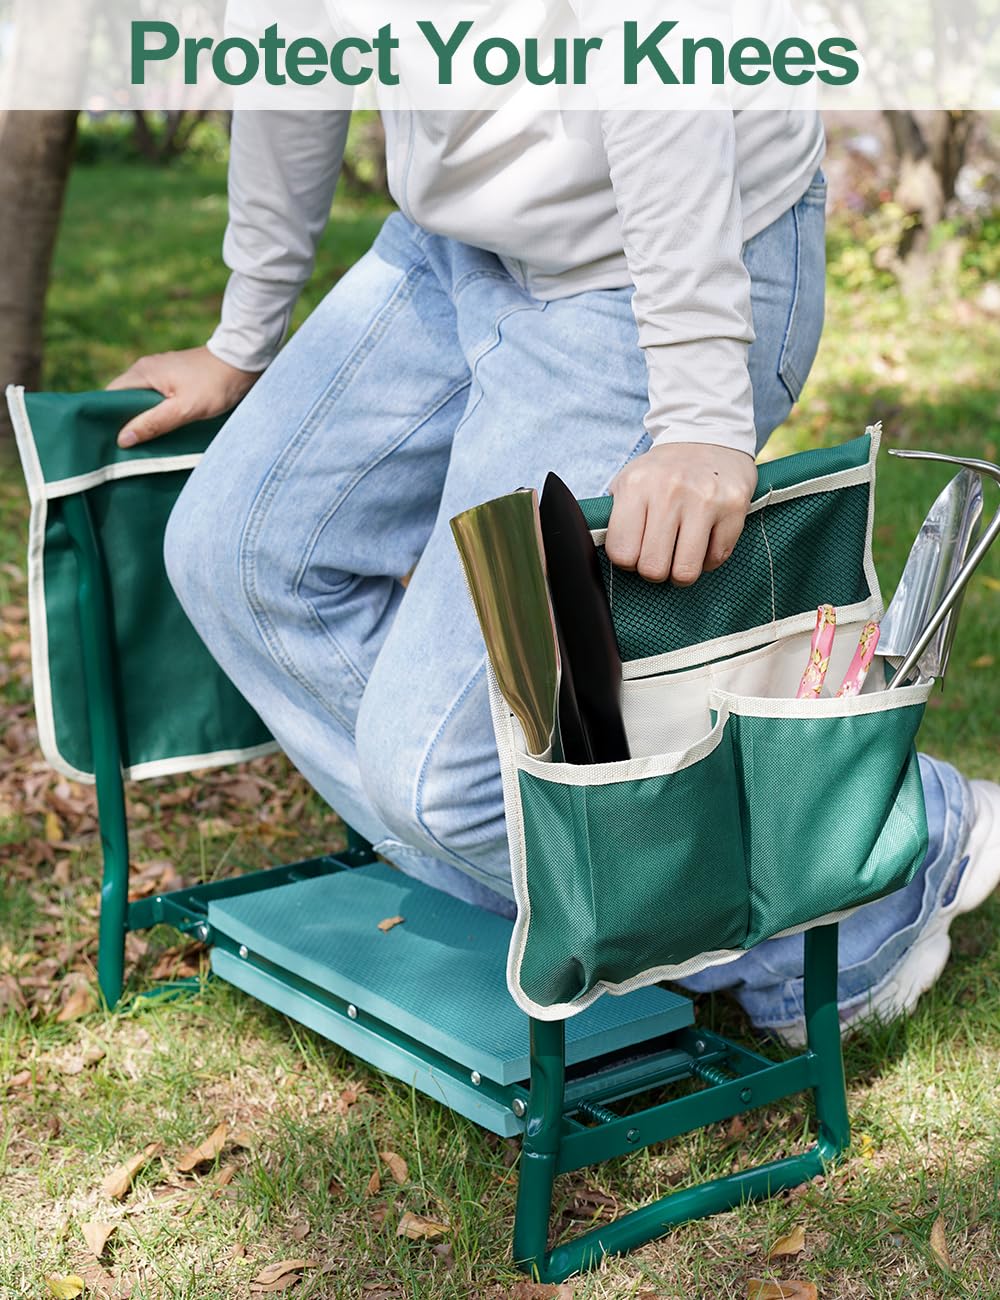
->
[451, 489, 561, 758]
[539, 472, 630, 764]
[882, 450, 1000, 688]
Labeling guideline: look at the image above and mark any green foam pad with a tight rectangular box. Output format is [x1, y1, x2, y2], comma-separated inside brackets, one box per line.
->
[208, 863, 692, 1085]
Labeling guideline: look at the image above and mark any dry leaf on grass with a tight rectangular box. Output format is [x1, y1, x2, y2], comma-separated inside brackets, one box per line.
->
[748, 1282, 818, 1300]
[44, 1278, 86, 1299]
[0, 972, 27, 1013]
[82, 1219, 116, 1257]
[5, 1068, 33, 1092]
[365, 1169, 381, 1196]
[101, 1142, 164, 1200]
[150, 943, 205, 981]
[507, 1283, 574, 1299]
[175, 1122, 228, 1172]
[377, 915, 405, 933]
[56, 981, 97, 1023]
[379, 1150, 408, 1184]
[249, 1259, 317, 1293]
[929, 1215, 952, 1269]
[289, 1220, 310, 1241]
[59, 1045, 106, 1076]
[397, 1211, 449, 1241]
[767, 1224, 806, 1260]
[45, 811, 65, 845]
[335, 1084, 365, 1115]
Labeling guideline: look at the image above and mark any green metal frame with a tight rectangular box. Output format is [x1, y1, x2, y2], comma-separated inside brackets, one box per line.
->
[61, 490, 851, 1281]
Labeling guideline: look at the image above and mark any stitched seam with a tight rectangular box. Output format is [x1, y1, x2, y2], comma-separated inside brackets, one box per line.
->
[777, 201, 804, 403]
[238, 259, 433, 728]
[292, 375, 473, 695]
[453, 300, 548, 436]
[451, 267, 517, 296]
[412, 658, 495, 873]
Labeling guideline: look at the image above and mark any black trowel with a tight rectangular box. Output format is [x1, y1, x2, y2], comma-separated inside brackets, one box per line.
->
[539, 472, 630, 764]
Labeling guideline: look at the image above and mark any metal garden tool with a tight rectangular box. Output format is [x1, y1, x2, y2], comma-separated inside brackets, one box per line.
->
[883, 450, 1000, 689]
[451, 489, 561, 757]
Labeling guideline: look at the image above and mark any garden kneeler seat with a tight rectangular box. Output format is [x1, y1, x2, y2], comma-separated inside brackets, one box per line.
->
[9, 386, 930, 1283]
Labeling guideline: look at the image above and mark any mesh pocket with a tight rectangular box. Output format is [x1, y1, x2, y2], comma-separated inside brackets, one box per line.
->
[597, 485, 871, 662]
[514, 726, 748, 1008]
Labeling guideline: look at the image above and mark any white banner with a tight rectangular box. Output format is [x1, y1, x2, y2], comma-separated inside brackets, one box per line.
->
[1, 1, 998, 111]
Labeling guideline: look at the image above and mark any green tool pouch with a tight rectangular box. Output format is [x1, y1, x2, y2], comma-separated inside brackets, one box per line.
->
[493, 428, 931, 1019]
[8, 387, 274, 782]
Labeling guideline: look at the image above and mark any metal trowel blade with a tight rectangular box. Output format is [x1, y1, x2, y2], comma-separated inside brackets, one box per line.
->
[880, 467, 983, 682]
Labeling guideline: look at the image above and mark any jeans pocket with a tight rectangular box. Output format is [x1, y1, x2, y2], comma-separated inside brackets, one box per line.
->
[777, 173, 827, 404]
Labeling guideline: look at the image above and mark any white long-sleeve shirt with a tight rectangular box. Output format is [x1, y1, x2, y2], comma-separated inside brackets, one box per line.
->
[209, 78, 823, 458]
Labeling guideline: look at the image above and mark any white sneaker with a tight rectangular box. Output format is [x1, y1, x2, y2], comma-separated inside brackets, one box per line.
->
[768, 779, 1000, 1048]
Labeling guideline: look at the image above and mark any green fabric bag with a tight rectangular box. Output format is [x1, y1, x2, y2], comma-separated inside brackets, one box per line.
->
[491, 427, 931, 1019]
[8, 386, 275, 782]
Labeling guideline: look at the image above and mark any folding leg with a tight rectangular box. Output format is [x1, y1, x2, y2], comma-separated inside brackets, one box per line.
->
[63, 495, 131, 1009]
[514, 923, 851, 1282]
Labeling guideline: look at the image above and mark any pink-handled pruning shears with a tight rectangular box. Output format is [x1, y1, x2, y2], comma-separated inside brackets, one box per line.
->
[796, 605, 881, 700]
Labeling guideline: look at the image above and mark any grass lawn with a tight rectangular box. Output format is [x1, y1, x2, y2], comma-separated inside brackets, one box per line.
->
[0, 155, 998, 1299]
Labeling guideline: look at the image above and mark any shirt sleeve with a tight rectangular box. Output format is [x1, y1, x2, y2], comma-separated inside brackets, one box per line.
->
[207, 110, 351, 372]
[596, 108, 757, 456]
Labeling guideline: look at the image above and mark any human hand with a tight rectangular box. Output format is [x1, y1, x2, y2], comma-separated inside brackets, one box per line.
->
[606, 442, 757, 585]
[107, 346, 261, 448]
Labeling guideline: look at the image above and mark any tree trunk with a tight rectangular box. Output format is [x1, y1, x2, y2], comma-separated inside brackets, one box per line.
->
[883, 109, 977, 298]
[133, 111, 209, 164]
[0, 110, 78, 440]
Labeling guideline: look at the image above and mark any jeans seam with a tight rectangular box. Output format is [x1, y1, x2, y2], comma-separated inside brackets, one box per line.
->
[776, 201, 804, 404]
[453, 300, 549, 437]
[291, 375, 473, 696]
[412, 658, 500, 875]
[237, 258, 434, 730]
[451, 267, 518, 296]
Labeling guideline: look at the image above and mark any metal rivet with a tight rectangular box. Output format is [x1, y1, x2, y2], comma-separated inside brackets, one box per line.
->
[626, 1127, 640, 1144]
[195, 923, 209, 942]
[347, 1004, 358, 1020]
[512, 1098, 526, 1118]
[471, 1071, 482, 1086]
[238, 944, 248, 959]
[694, 1038, 707, 1054]
[740, 1087, 753, 1104]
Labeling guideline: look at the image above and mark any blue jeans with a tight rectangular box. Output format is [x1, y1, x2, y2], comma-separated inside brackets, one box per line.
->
[165, 173, 963, 1022]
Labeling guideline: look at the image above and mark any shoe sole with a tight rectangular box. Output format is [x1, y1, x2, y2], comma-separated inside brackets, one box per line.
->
[765, 779, 1000, 1047]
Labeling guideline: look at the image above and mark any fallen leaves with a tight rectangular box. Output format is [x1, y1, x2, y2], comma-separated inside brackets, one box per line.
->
[55, 1044, 106, 1076]
[56, 979, 98, 1023]
[249, 1258, 317, 1293]
[767, 1224, 806, 1260]
[101, 1142, 164, 1200]
[334, 1084, 365, 1115]
[379, 1150, 408, 1185]
[377, 915, 405, 933]
[149, 942, 206, 981]
[44, 1277, 86, 1299]
[81, 1220, 116, 1257]
[175, 1122, 228, 1172]
[929, 1214, 952, 1269]
[396, 1211, 449, 1241]
[748, 1282, 817, 1300]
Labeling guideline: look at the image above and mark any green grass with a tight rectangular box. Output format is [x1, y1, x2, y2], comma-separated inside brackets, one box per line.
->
[0, 154, 997, 1298]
